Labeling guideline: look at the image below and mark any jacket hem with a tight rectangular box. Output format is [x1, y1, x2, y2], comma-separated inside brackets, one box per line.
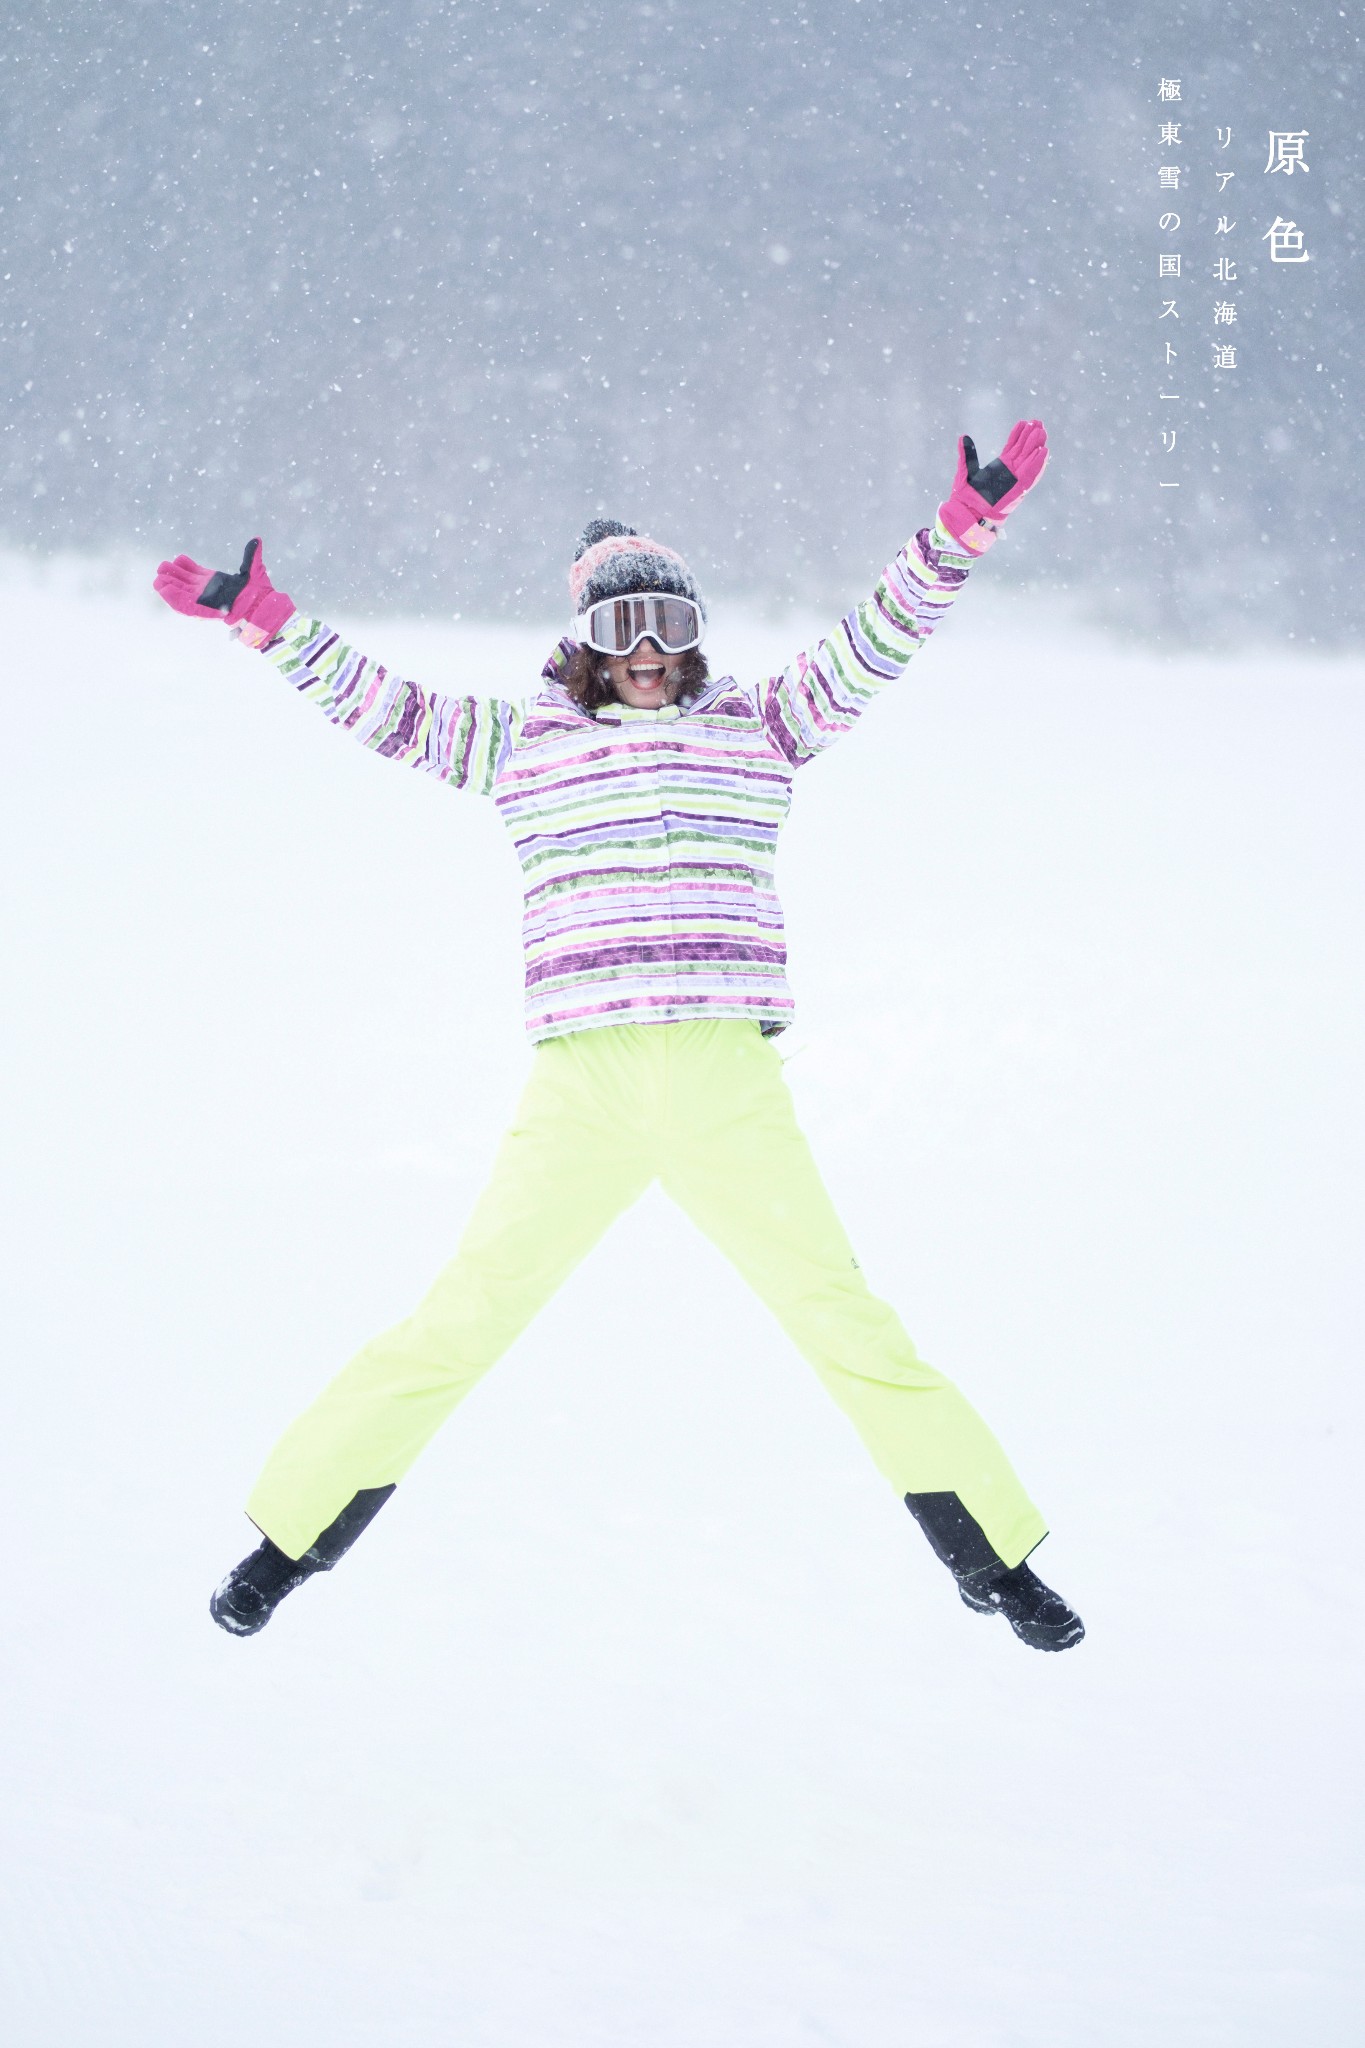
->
[525, 1003, 794, 1046]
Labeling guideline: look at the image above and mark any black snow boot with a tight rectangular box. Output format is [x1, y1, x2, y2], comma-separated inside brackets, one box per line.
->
[953, 1559, 1086, 1651]
[905, 1490, 1085, 1653]
[209, 1485, 395, 1637]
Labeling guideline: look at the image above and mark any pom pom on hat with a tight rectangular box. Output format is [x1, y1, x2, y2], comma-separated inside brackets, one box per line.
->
[569, 517, 706, 621]
[575, 517, 637, 557]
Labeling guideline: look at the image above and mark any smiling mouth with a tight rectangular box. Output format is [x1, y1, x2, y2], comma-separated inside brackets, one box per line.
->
[626, 662, 667, 687]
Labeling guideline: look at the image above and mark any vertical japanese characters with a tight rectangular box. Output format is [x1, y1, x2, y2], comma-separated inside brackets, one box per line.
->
[1153, 78, 1312, 491]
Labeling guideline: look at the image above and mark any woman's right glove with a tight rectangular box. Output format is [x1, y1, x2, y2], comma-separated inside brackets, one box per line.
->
[937, 419, 1049, 555]
[153, 538, 296, 645]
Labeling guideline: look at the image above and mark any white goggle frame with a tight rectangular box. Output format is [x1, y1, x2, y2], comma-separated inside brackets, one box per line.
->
[574, 591, 705, 657]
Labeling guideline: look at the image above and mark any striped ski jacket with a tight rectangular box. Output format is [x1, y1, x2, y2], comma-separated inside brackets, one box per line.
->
[246, 518, 977, 1043]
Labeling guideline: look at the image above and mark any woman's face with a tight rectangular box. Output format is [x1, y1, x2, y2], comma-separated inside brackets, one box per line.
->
[600, 638, 686, 709]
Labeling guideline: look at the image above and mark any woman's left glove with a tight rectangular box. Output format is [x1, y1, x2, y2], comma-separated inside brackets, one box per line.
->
[938, 419, 1049, 554]
[153, 538, 295, 644]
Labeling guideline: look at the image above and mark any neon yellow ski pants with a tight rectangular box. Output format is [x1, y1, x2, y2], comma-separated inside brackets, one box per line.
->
[248, 1020, 1047, 1565]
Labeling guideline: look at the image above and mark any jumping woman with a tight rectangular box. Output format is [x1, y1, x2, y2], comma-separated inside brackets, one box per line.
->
[154, 417, 1084, 1653]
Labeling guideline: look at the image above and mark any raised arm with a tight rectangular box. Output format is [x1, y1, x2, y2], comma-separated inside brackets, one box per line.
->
[759, 420, 1048, 768]
[256, 611, 521, 794]
[154, 538, 521, 795]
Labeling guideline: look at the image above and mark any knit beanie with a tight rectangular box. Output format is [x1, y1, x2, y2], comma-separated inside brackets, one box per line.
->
[568, 518, 707, 622]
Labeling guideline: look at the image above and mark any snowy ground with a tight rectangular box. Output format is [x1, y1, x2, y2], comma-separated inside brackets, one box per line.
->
[2, 554, 1362, 2046]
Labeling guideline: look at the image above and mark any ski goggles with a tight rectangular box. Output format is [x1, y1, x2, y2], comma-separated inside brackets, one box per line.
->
[574, 592, 705, 656]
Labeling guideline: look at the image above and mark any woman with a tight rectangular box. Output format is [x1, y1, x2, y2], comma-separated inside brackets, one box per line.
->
[155, 418, 1084, 1653]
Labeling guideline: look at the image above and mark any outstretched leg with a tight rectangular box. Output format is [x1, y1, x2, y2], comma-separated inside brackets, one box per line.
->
[245, 1037, 654, 1560]
[658, 1025, 1048, 1569]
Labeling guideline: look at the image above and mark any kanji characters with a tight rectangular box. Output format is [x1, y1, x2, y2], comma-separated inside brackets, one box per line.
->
[1265, 130, 1310, 175]
[1262, 217, 1310, 262]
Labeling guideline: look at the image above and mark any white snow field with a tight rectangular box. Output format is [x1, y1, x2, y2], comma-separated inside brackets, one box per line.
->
[2, 555, 1362, 2047]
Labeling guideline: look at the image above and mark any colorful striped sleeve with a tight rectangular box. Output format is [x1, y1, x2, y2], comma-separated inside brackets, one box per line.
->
[241, 611, 523, 796]
[759, 514, 984, 768]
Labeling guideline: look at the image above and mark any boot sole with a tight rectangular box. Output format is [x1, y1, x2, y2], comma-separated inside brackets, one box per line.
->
[959, 1585, 1086, 1651]
[1011, 1616, 1086, 1651]
[209, 1592, 274, 1636]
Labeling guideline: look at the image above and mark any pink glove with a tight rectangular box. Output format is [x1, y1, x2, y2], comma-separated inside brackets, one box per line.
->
[938, 420, 1049, 550]
[153, 538, 295, 644]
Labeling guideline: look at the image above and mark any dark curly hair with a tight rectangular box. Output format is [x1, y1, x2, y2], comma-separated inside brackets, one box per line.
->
[561, 638, 710, 715]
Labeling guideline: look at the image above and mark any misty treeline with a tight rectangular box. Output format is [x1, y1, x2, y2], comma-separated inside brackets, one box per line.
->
[3, 0, 1360, 642]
